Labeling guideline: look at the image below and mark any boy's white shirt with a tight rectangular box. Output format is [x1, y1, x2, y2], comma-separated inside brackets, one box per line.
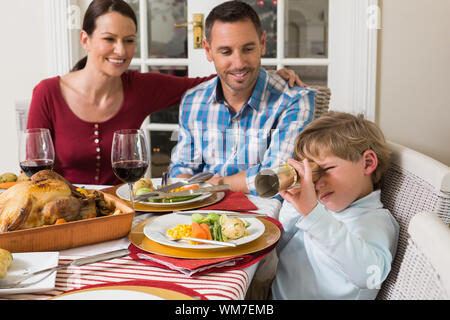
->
[272, 190, 399, 300]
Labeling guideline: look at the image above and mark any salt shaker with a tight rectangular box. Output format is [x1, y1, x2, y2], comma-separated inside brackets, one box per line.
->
[255, 161, 322, 198]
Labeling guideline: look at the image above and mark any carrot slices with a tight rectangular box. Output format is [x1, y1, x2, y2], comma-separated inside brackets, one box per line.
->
[0, 182, 21, 189]
[191, 222, 207, 239]
[55, 218, 67, 225]
[182, 185, 199, 191]
[199, 223, 213, 240]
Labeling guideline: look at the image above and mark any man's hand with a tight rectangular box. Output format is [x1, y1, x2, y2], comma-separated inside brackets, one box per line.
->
[207, 171, 250, 194]
[176, 174, 193, 179]
[206, 174, 225, 186]
[279, 158, 318, 216]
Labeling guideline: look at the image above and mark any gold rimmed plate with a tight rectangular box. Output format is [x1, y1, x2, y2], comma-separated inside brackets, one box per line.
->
[116, 183, 213, 207]
[129, 216, 281, 259]
[104, 184, 226, 213]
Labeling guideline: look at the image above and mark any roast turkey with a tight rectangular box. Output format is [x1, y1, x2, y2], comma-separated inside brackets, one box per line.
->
[0, 170, 113, 232]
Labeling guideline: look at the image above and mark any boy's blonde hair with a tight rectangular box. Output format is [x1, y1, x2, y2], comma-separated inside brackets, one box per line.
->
[294, 111, 391, 184]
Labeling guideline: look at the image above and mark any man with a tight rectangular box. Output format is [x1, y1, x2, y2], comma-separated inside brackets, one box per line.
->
[169, 1, 315, 196]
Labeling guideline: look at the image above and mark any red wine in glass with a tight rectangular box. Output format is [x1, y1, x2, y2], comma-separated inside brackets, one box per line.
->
[111, 129, 149, 210]
[112, 160, 148, 183]
[20, 159, 54, 177]
[19, 128, 55, 178]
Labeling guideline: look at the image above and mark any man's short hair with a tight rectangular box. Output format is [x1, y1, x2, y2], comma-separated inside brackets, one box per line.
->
[294, 111, 391, 185]
[205, 1, 262, 42]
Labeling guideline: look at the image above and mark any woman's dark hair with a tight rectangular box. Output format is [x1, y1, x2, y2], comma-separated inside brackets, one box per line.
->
[205, 1, 262, 43]
[72, 0, 137, 71]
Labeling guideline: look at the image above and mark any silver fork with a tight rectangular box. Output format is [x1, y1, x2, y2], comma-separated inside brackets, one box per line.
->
[159, 232, 237, 247]
[135, 172, 214, 202]
[136, 184, 231, 201]
[161, 171, 169, 187]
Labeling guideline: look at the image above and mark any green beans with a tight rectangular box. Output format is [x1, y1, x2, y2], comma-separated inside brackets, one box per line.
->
[161, 195, 201, 203]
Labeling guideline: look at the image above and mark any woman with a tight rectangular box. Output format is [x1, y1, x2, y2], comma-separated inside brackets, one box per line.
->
[28, 0, 303, 185]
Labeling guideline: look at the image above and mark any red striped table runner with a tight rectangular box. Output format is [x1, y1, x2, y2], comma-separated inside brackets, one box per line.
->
[0, 255, 250, 300]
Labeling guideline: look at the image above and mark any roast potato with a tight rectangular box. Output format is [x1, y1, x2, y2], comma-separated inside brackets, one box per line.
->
[0, 173, 17, 183]
[133, 178, 154, 195]
[221, 217, 247, 240]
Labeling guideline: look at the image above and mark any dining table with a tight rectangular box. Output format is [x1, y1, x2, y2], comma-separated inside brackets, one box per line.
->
[0, 183, 283, 300]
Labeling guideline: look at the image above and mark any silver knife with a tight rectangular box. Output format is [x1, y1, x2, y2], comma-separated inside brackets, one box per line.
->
[136, 185, 231, 201]
[134, 182, 189, 202]
[152, 172, 215, 194]
[154, 181, 186, 193]
[174, 237, 237, 247]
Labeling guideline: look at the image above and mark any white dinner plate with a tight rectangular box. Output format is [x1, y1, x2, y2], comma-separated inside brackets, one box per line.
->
[143, 212, 265, 249]
[0, 252, 59, 295]
[116, 178, 212, 207]
[51, 284, 196, 300]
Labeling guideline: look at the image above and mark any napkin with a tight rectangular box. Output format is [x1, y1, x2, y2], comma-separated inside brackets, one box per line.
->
[200, 190, 258, 211]
[129, 217, 283, 277]
[128, 243, 276, 277]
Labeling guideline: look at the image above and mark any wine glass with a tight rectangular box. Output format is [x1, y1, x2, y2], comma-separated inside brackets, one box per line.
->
[19, 128, 55, 177]
[111, 129, 149, 210]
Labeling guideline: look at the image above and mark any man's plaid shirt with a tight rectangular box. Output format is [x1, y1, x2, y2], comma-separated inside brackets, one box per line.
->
[170, 68, 315, 195]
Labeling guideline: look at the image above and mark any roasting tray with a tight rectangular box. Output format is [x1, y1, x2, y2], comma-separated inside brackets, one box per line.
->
[0, 192, 134, 253]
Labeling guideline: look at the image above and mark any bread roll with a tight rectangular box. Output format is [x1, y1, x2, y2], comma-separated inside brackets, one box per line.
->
[0, 248, 13, 279]
[0, 173, 17, 183]
[133, 178, 154, 195]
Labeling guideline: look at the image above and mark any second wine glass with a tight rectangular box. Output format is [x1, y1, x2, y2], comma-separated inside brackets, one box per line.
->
[111, 129, 149, 210]
[19, 128, 55, 177]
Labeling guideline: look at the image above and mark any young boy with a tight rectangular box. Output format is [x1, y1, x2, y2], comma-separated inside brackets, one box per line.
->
[271, 111, 399, 300]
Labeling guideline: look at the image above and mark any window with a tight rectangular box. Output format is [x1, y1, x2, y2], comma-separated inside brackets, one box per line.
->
[50, 0, 378, 177]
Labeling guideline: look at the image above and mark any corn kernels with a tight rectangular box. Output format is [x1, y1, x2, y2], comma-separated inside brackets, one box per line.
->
[167, 224, 192, 239]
